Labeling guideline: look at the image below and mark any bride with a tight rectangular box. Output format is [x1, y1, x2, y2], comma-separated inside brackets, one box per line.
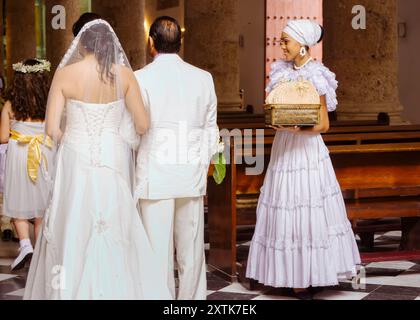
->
[23, 19, 172, 300]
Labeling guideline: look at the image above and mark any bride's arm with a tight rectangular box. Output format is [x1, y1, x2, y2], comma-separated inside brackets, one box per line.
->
[124, 69, 150, 135]
[46, 70, 65, 142]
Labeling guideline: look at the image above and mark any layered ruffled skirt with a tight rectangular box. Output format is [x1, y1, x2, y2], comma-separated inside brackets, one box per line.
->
[246, 131, 361, 288]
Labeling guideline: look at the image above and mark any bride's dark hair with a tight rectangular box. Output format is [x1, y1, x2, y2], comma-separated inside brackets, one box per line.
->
[80, 23, 116, 84]
[5, 59, 49, 121]
[72, 12, 102, 37]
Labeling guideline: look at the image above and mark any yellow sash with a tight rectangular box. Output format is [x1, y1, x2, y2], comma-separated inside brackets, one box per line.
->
[10, 130, 53, 183]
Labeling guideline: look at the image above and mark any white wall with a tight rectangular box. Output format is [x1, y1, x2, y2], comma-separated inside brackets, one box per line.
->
[238, 0, 265, 113]
[398, 0, 420, 124]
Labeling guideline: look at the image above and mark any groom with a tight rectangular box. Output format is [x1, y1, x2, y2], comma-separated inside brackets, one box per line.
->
[134, 16, 219, 300]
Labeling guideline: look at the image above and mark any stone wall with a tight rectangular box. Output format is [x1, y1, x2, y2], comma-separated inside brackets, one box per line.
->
[184, 0, 242, 111]
[45, 0, 81, 71]
[323, 0, 404, 123]
[92, 0, 146, 70]
[5, 0, 36, 80]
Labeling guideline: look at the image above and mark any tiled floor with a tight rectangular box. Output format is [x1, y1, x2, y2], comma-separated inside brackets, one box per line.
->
[2, 231, 420, 300]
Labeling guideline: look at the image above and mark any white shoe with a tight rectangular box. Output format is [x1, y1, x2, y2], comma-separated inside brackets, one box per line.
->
[11, 245, 34, 271]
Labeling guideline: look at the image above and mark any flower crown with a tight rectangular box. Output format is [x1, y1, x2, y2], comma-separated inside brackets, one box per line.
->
[12, 59, 51, 74]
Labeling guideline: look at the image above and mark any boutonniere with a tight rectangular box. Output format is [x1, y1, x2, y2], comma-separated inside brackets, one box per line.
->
[212, 140, 226, 185]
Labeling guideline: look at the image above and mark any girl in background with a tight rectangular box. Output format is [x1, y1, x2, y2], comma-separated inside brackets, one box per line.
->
[0, 59, 55, 271]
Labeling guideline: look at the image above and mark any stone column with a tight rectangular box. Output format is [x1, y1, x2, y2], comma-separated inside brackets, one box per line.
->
[92, 0, 146, 70]
[45, 0, 81, 71]
[6, 0, 37, 80]
[323, 0, 404, 123]
[0, 0, 6, 77]
[0, 0, 4, 77]
[184, 0, 243, 112]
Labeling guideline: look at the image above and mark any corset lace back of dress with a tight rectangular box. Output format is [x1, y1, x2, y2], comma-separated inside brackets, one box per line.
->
[63, 99, 126, 167]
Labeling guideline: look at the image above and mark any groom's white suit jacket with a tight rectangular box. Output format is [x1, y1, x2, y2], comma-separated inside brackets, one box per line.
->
[134, 54, 219, 200]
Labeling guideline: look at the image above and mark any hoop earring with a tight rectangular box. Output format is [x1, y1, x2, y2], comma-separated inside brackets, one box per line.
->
[300, 47, 307, 57]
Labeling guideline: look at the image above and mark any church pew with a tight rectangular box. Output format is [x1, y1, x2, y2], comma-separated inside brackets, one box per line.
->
[207, 124, 420, 281]
[217, 111, 390, 129]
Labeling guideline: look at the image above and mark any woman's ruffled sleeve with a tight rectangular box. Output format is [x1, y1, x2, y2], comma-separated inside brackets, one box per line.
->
[309, 64, 339, 112]
[266, 60, 292, 94]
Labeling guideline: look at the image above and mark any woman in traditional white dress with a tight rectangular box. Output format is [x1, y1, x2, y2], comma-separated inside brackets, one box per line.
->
[23, 19, 172, 300]
[0, 59, 55, 271]
[246, 20, 361, 300]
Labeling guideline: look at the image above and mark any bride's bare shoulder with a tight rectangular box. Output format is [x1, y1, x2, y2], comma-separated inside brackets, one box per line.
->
[54, 61, 85, 80]
[115, 64, 133, 76]
[64, 60, 87, 72]
[115, 64, 137, 86]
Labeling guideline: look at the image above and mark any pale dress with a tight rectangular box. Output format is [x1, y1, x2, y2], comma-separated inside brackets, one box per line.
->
[246, 60, 361, 288]
[3, 121, 54, 219]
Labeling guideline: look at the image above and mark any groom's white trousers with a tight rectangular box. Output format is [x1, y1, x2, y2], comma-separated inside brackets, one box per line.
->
[139, 197, 207, 300]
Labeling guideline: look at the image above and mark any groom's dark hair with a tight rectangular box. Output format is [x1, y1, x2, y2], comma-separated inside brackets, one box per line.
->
[72, 12, 102, 37]
[149, 16, 182, 54]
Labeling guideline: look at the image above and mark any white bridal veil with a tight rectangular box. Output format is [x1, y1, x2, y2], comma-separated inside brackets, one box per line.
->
[46, 18, 140, 149]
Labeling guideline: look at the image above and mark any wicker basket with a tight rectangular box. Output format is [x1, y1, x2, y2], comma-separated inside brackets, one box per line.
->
[264, 78, 321, 126]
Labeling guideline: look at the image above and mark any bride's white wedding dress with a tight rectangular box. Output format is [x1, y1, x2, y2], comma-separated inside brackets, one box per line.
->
[23, 99, 171, 300]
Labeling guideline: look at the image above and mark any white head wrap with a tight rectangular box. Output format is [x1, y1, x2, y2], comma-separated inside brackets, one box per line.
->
[283, 19, 322, 48]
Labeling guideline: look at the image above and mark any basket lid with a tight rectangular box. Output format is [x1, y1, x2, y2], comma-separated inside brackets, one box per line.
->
[266, 78, 320, 105]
